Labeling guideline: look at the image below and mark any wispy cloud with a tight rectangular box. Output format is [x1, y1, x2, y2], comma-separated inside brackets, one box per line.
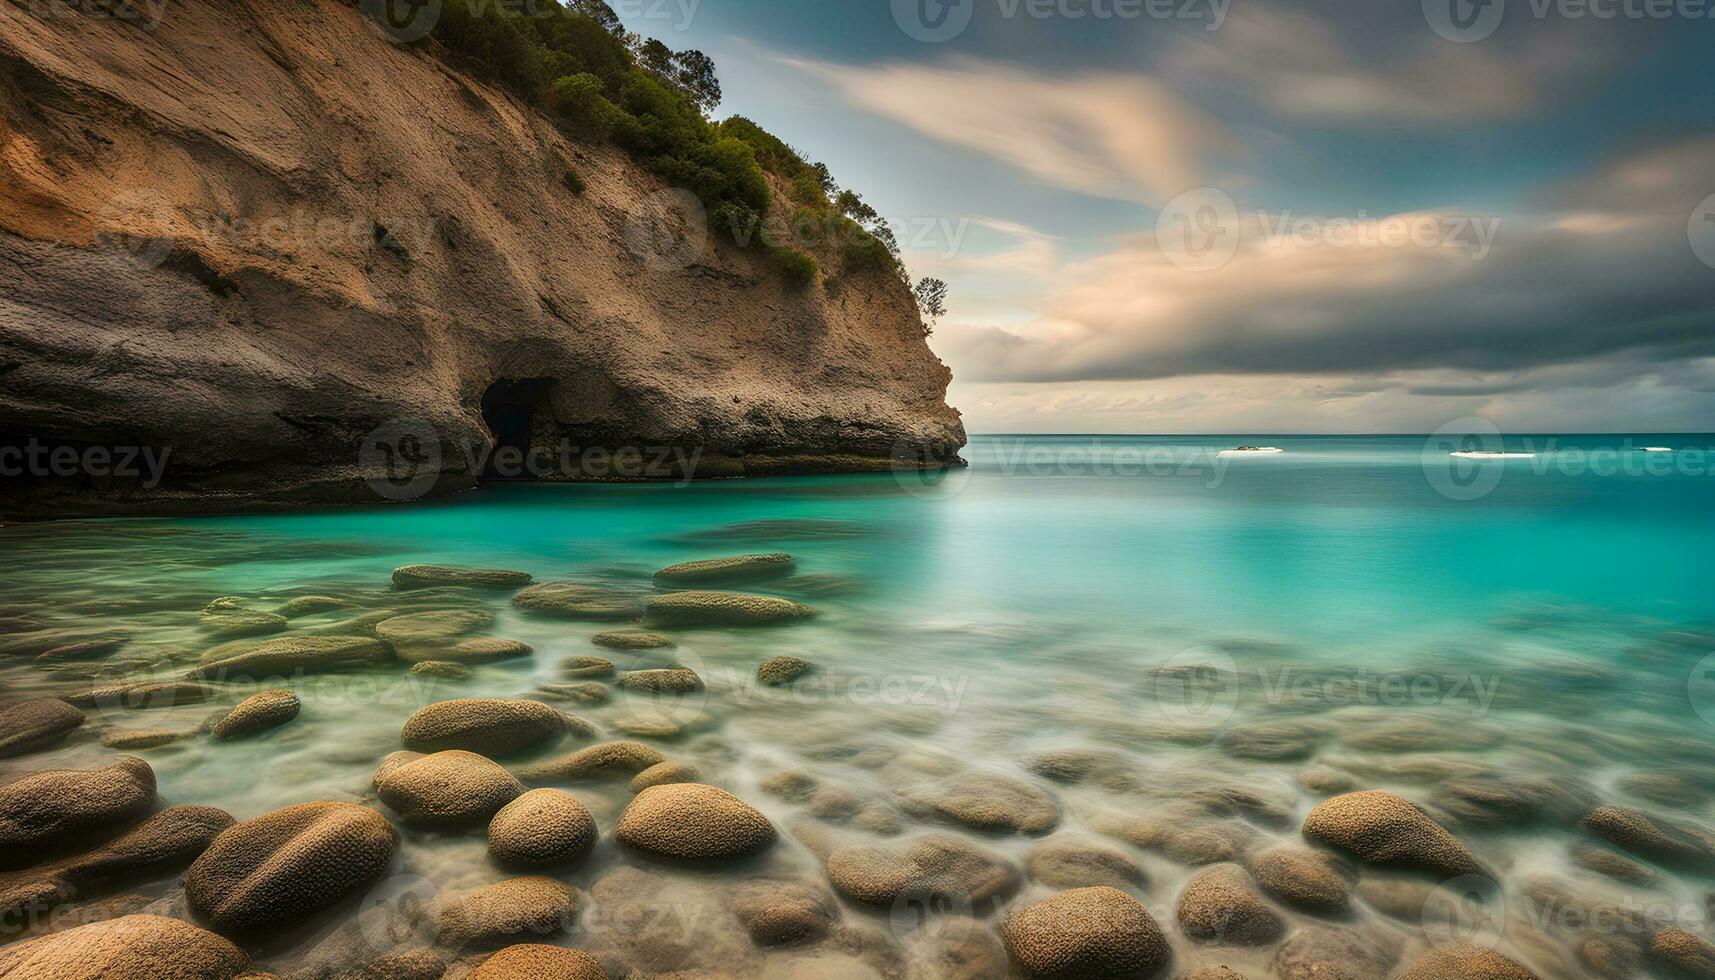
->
[781, 55, 1239, 204]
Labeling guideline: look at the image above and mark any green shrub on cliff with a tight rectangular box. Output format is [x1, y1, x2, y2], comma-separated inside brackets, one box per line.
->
[371, 0, 900, 287]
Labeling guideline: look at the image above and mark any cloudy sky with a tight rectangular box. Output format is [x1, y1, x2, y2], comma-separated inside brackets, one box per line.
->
[636, 0, 1714, 433]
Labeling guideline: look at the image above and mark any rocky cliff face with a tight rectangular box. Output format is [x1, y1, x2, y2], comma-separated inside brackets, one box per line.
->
[0, 0, 964, 514]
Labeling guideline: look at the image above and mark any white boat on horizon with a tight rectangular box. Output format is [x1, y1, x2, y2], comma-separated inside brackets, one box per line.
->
[1450, 451, 1536, 459]
[1642, 446, 1674, 453]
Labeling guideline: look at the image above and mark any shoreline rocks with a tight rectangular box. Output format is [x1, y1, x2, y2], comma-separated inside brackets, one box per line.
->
[0, 698, 84, 758]
[401, 699, 576, 757]
[393, 565, 534, 590]
[1302, 791, 1480, 877]
[644, 592, 815, 628]
[211, 689, 301, 740]
[615, 783, 776, 860]
[1001, 886, 1170, 979]
[376, 750, 525, 828]
[488, 789, 598, 868]
[186, 801, 398, 934]
[0, 757, 157, 865]
[653, 554, 796, 586]
[187, 636, 392, 679]
[0, 914, 250, 977]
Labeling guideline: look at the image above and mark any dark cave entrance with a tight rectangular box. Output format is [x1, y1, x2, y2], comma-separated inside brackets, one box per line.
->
[479, 379, 555, 480]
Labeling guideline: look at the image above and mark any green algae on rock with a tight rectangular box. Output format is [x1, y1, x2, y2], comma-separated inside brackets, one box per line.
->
[643, 591, 815, 628]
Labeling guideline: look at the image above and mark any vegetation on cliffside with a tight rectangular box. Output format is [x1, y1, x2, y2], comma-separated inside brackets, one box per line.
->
[371, 0, 943, 321]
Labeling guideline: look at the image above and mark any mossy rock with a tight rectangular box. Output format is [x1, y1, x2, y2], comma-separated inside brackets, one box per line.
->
[199, 607, 289, 641]
[1175, 863, 1286, 945]
[826, 834, 1017, 907]
[1001, 886, 1170, 979]
[469, 945, 607, 980]
[643, 591, 815, 628]
[652, 553, 795, 586]
[729, 881, 837, 947]
[630, 761, 700, 793]
[185, 801, 398, 934]
[591, 631, 675, 651]
[435, 876, 579, 950]
[0, 913, 250, 978]
[1248, 846, 1352, 914]
[756, 656, 813, 686]
[517, 741, 666, 782]
[188, 636, 393, 680]
[392, 565, 534, 590]
[375, 609, 494, 645]
[0, 698, 84, 758]
[398, 638, 532, 665]
[411, 661, 473, 680]
[513, 583, 643, 621]
[56, 804, 235, 889]
[401, 699, 575, 758]
[1026, 836, 1146, 890]
[275, 595, 356, 618]
[376, 750, 525, 828]
[614, 668, 704, 695]
[101, 729, 191, 750]
[907, 772, 1060, 836]
[615, 783, 776, 860]
[1582, 805, 1715, 873]
[211, 690, 301, 740]
[68, 681, 219, 710]
[1302, 791, 1480, 877]
[1398, 943, 1539, 979]
[0, 757, 156, 865]
[488, 789, 598, 869]
[561, 656, 616, 679]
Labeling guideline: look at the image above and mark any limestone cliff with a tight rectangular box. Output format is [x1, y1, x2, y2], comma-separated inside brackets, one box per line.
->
[0, 0, 964, 513]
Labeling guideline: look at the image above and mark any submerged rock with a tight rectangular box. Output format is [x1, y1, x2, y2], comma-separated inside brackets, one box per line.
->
[67, 681, 219, 709]
[411, 660, 473, 680]
[1271, 926, 1396, 980]
[101, 728, 191, 750]
[0, 757, 156, 865]
[1001, 886, 1170, 979]
[199, 606, 289, 640]
[1302, 791, 1480, 877]
[187, 635, 393, 679]
[1582, 805, 1715, 873]
[400, 698, 575, 757]
[35, 637, 128, 662]
[643, 591, 816, 628]
[211, 689, 301, 740]
[630, 761, 700, 792]
[1248, 846, 1351, 915]
[375, 609, 494, 645]
[653, 553, 796, 586]
[0, 913, 250, 978]
[376, 750, 525, 828]
[1026, 836, 1146, 889]
[436, 876, 579, 950]
[1218, 722, 1323, 762]
[591, 630, 675, 650]
[1649, 927, 1715, 978]
[186, 801, 398, 933]
[1568, 841, 1661, 886]
[1176, 863, 1287, 945]
[730, 880, 838, 947]
[561, 656, 617, 679]
[392, 565, 534, 590]
[826, 834, 1017, 907]
[469, 944, 608, 979]
[57, 804, 235, 888]
[276, 595, 356, 618]
[757, 656, 814, 686]
[518, 741, 666, 782]
[513, 583, 643, 621]
[0, 697, 83, 757]
[906, 772, 1060, 835]
[398, 638, 533, 665]
[533, 682, 611, 706]
[614, 667, 704, 694]
[1397, 943, 1539, 979]
[488, 789, 598, 868]
[615, 783, 776, 859]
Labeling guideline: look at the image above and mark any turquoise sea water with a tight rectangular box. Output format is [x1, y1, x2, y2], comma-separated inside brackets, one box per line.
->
[2, 433, 1713, 975]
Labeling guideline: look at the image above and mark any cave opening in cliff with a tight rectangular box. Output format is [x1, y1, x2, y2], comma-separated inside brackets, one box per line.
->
[479, 379, 555, 480]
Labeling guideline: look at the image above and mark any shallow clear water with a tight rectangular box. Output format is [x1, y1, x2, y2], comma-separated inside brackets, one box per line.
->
[3, 433, 1713, 976]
